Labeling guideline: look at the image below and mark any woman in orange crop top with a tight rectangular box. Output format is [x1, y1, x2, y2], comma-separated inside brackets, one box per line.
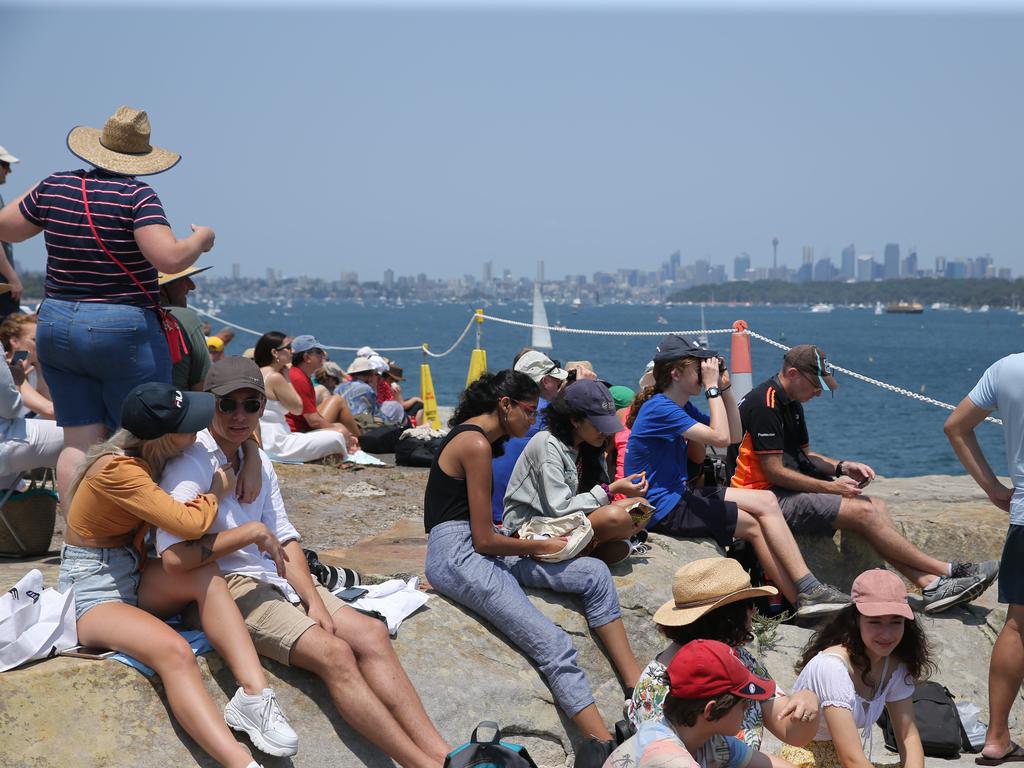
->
[59, 382, 296, 768]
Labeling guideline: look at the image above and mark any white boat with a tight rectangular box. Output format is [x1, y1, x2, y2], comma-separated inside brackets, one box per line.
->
[874, 301, 884, 316]
[531, 281, 553, 350]
[810, 303, 834, 313]
[979, 304, 990, 313]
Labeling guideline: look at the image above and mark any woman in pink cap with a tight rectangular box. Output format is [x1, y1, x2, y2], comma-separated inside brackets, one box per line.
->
[780, 569, 933, 768]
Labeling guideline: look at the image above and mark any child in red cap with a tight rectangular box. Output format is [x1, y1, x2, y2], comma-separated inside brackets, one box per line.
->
[780, 569, 934, 768]
[605, 639, 794, 768]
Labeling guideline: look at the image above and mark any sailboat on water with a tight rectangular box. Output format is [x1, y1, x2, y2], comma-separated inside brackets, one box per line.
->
[531, 270, 553, 350]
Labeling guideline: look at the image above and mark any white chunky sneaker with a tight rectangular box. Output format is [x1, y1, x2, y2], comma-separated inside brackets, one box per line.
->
[224, 687, 299, 757]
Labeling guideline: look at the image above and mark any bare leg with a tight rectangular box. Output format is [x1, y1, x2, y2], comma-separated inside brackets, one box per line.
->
[591, 618, 641, 687]
[56, 423, 107, 515]
[571, 704, 612, 741]
[289, 624, 441, 768]
[735, 510, 799, 604]
[139, 560, 268, 695]
[835, 497, 947, 587]
[588, 501, 643, 546]
[77, 602, 253, 768]
[981, 604, 1024, 759]
[330, 606, 451, 763]
[725, 487, 815, 584]
[320, 394, 361, 437]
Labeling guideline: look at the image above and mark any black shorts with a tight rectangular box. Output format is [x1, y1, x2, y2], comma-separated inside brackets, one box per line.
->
[998, 525, 1024, 605]
[649, 487, 739, 548]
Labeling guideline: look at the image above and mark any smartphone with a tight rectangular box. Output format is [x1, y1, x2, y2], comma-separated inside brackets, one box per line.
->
[60, 645, 117, 660]
[338, 586, 369, 602]
[857, 477, 872, 489]
[11, 350, 28, 364]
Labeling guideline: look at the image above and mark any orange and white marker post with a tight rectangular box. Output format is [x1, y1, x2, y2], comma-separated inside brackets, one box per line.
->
[730, 319, 753, 403]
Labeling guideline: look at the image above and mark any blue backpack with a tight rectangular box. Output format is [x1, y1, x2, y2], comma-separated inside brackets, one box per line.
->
[445, 722, 539, 768]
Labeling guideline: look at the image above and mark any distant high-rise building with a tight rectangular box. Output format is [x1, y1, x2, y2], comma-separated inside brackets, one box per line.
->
[772, 236, 779, 271]
[693, 259, 710, 286]
[840, 243, 856, 280]
[383, 269, 395, 289]
[935, 256, 946, 274]
[734, 252, 751, 281]
[802, 245, 814, 265]
[669, 250, 681, 281]
[266, 267, 276, 286]
[901, 249, 917, 278]
[945, 260, 966, 279]
[813, 258, 835, 282]
[857, 254, 875, 282]
[482, 260, 493, 284]
[884, 243, 900, 280]
[232, 263, 240, 280]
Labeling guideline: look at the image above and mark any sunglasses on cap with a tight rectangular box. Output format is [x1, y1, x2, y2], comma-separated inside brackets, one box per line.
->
[216, 396, 263, 414]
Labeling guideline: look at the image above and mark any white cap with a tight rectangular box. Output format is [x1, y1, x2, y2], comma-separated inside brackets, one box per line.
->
[356, 346, 377, 358]
[515, 350, 568, 384]
[0, 146, 19, 164]
[368, 354, 389, 374]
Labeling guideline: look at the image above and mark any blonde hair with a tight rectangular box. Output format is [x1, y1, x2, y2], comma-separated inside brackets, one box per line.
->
[625, 357, 700, 428]
[66, 429, 185, 508]
[0, 313, 36, 354]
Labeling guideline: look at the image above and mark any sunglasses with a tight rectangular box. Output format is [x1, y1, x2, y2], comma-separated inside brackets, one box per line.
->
[514, 400, 538, 420]
[216, 396, 263, 414]
[275, 343, 292, 352]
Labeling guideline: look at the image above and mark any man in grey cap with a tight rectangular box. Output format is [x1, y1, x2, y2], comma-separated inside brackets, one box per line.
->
[0, 145, 22, 321]
[286, 334, 360, 451]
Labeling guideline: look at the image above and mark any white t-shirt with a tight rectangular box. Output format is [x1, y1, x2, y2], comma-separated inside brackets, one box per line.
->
[968, 352, 1024, 526]
[156, 429, 302, 602]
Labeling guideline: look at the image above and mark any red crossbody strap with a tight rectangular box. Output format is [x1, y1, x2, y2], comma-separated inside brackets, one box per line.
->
[80, 175, 187, 364]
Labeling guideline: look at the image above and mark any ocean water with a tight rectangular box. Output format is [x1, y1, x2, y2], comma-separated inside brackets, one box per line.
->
[209, 299, 1023, 479]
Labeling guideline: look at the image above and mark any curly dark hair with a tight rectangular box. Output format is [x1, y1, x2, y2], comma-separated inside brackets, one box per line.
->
[253, 331, 287, 368]
[663, 692, 743, 728]
[796, 604, 935, 687]
[660, 598, 755, 649]
[450, 370, 539, 457]
[541, 395, 608, 492]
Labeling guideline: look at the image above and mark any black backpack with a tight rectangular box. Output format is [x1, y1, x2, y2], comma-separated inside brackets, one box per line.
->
[395, 434, 445, 467]
[877, 681, 973, 759]
[444, 722, 538, 768]
[358, 424, 405, 454]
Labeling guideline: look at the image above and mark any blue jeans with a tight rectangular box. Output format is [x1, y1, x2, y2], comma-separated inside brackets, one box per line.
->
[36, 298, 171, 429]
[425, 520, 621, 718]
[59, 544, 142, 620]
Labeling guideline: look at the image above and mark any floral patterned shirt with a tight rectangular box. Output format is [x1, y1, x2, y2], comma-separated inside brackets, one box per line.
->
[627, 644, 778, 751]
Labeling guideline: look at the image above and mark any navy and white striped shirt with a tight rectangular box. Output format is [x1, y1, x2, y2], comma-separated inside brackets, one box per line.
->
[20, 169, 170, 308]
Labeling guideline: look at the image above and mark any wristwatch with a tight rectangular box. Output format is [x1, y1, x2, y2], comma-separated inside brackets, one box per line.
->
[835, 461, 845, 478]
[705, 387, 721, 399]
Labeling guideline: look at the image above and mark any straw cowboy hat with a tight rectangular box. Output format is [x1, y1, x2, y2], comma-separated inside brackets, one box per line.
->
[158, 265, 213, 286]
[67, 106, 181, 176]
[653, 558, 778, 627]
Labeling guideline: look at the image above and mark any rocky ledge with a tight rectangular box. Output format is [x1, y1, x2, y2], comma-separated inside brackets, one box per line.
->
[0, 463, 1017, 768]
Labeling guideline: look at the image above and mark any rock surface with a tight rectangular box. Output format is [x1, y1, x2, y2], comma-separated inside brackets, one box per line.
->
[0, 465, 1018, 768]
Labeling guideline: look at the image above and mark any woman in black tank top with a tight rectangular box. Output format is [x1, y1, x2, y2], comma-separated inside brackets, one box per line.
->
[423, 371, 640, 744]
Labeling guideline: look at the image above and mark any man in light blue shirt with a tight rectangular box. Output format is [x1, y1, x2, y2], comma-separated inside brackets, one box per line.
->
[946, 352, 1024, 764]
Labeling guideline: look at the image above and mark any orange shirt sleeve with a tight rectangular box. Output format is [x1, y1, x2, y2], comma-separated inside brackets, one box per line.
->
[91, 456, 220, 540]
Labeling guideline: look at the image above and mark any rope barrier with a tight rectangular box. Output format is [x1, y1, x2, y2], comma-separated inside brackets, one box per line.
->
[192, 306, 1002, 426]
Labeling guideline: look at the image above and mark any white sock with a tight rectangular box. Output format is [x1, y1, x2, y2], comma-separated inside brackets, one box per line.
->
[245, 762, 264, 768]
[925, 577, 941, 590]
[947, 562, 953, 577]
[236, 687, 264, 702]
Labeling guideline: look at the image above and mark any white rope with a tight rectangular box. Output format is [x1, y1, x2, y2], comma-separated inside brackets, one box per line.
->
[478, 313, 736, 337]
[744, 330, 1003, 426]
[194, 307, 475, 357]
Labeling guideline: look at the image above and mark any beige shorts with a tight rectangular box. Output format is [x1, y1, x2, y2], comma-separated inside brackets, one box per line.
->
[224, 574, 347, 666]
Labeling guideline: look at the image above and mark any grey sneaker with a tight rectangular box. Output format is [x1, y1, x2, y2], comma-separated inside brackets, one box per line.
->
[952, 560, 999, 591]
[224, 687, 299, 757]
[795, 583, 852, 617]
[922, 573, 987, 614]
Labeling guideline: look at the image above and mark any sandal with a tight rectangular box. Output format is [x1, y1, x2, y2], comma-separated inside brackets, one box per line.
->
[977, 742, 1024, 765]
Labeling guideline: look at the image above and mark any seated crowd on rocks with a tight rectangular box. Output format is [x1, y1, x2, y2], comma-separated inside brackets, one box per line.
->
[1, 111, 1022, 768]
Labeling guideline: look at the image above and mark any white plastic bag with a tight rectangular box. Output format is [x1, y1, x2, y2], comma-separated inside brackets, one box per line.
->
[0, 569, 77, 672]
[956, 700, 987, 751]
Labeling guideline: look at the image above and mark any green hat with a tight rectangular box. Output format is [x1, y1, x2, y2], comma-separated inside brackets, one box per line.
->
[609, 385, 636, 410]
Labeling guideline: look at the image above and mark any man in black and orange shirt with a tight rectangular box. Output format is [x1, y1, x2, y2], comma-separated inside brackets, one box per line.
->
[732, 344, 998, 614]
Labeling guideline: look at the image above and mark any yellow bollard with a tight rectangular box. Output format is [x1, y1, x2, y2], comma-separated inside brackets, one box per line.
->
[420, 346, 441, 429]
[466, 349, 488, 387]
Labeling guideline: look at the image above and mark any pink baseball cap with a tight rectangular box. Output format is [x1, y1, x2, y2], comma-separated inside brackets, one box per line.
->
[851, 569, 914, 620]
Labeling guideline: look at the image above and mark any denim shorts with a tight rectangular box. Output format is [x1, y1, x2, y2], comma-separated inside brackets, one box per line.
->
[59, 544, 142, 620]
[36, 298, 171, 430]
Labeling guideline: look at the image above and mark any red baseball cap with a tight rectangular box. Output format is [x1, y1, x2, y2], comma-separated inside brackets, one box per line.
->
[851, 569, 914, 621]
[668, 639, 776, 701]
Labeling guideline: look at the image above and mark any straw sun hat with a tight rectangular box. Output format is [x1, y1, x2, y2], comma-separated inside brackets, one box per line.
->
[67, 106, 180, 176]
[653, 558, 778, 627]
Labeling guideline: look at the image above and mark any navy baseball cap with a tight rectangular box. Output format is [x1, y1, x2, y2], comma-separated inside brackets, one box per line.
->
[564, 380, 624, 435]
[653, 334, 719, 364]
[120, 382, 215, 440]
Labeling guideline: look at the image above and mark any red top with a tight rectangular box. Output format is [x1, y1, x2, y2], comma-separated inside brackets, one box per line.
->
[376, 377, 395, 404]
[286, 366, 317, 433]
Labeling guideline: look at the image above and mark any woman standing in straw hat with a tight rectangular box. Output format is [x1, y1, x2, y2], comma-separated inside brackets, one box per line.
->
[0, 106, 215, 505]
[779, 570, 931, 768]
[630, 558, 822, 751]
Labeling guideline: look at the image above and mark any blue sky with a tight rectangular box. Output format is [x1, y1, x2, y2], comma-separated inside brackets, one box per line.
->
[2, 2, 1022, 280]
